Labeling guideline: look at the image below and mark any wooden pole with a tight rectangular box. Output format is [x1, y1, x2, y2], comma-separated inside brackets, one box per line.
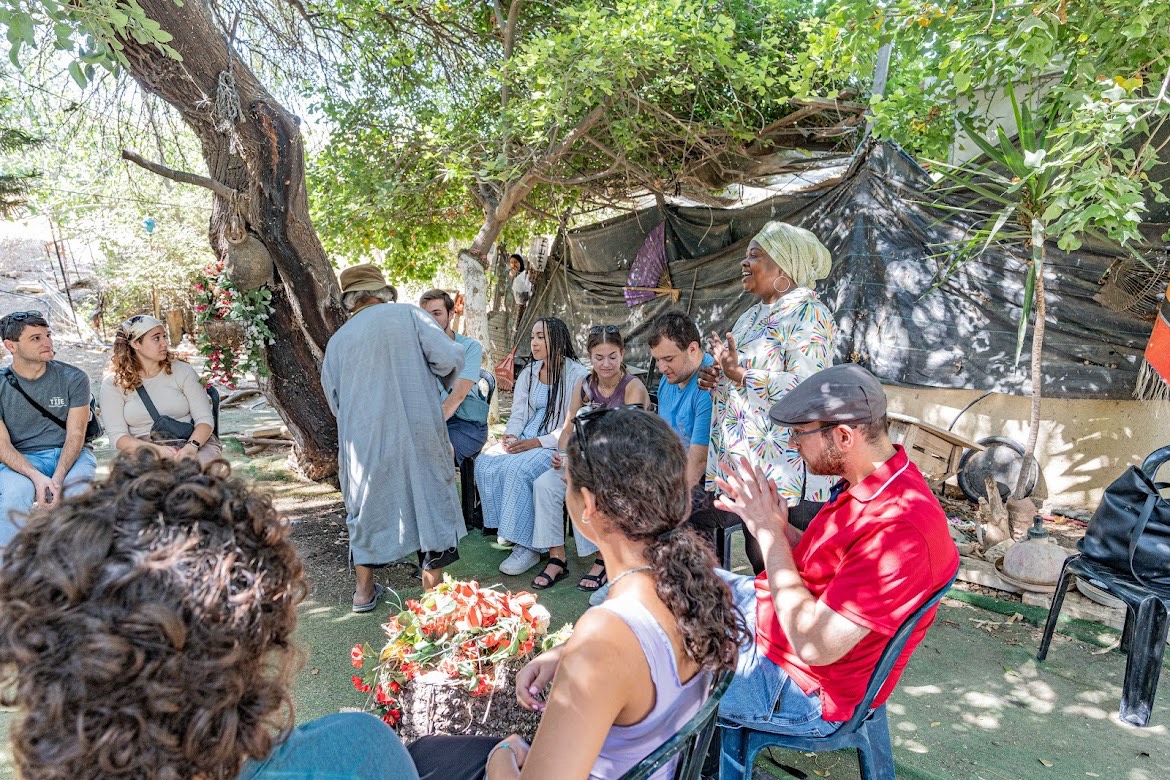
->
[48, 220, 82, 335]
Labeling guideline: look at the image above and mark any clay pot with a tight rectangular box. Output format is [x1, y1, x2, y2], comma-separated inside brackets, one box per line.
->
[225, 234, 274, 290]
[1000, 515, 1070, 589]
[1006, 496, 1039, 541]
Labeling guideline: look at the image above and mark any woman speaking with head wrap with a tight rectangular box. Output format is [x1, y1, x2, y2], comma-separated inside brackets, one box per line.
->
[699, 221, 837, 575]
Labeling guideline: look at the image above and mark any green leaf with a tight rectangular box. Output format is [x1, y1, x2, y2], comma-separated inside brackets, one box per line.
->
[1015, 262, 1036, 365]
[68, 60, 87, 89]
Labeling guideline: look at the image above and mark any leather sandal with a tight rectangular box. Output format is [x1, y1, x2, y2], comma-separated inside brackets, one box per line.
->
[532, 558, 569, 590]
[577, 559, 607, 592]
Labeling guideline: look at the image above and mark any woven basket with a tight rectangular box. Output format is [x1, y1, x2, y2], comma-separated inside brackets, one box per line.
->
[398, 660, 541, 744]
[202, 319, 246, 350]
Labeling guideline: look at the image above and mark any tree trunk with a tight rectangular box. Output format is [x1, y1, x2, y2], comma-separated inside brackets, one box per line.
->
[458, 100, 613, 360]
[457, 250, 491, 357]
[1015, 219, 1047, 499]
[119, 0, 344, 479]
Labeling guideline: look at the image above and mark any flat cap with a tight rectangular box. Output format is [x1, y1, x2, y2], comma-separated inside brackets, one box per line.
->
[768, 363, 887, 426]
[339, 263, 388, 294]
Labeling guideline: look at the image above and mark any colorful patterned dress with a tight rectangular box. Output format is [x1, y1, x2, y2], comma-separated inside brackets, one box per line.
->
[705, 286, 836, 504]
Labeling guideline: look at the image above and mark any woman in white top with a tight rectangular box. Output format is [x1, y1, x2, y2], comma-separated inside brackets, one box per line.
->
[509, 254, 532, 305]
[99, 314, 221, 465]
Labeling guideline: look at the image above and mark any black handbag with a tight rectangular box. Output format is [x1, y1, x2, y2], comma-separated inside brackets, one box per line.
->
[1078, 446, 1170, 588]
[3, 368, 103, 443]
[135, 385, 196, 443]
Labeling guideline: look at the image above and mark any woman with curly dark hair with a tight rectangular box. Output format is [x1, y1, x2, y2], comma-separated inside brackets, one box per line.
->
[0, 451, 417, 780]
[99, 314, 221, 464]
[411, 407, 746, 780]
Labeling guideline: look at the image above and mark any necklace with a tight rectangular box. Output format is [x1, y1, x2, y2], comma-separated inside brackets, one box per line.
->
[608, 565, 651, 592]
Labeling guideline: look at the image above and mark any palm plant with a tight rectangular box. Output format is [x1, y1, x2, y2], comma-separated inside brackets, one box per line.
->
[931, 79, 1166, 498]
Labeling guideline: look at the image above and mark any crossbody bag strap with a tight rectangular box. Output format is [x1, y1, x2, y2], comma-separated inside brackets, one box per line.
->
[1126, 493, 1159, 589]
[134, 384, 163, 424]
[3, 368, 66, 430]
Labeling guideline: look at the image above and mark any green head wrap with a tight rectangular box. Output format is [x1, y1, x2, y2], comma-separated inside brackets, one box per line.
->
[751, 221, 832, 288]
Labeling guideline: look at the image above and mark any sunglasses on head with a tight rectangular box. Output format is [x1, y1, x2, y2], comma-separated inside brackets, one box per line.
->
[588, 325, 620, 336]
[2, 310, 42, 323]
[571, 404, 645, 468]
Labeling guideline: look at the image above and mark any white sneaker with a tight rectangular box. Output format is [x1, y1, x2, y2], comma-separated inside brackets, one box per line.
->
[499, 546, 541, 575]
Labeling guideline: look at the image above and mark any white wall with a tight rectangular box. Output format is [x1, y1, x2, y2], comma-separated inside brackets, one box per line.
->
[884, 384, 1170, 513]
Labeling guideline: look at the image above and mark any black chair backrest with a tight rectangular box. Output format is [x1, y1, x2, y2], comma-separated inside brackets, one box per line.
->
[479, 368, 496, 406]
[206, 385, 221, 438]
[833, 570, 958, 735]
[620, 671, 732, 780]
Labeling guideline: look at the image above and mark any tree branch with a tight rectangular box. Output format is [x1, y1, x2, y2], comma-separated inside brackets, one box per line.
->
[121, 149, 239, 200]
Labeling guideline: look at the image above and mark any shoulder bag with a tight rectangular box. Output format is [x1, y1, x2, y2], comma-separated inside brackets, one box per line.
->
[3, 368, 103, 443]
[135, 385, 196, 443]
[1078, 446, 1170, 588]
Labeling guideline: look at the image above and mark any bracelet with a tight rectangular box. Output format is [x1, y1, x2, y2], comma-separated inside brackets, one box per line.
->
[486, 741, 518, 772]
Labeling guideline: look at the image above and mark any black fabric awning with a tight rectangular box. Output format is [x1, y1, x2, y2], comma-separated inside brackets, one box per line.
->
[518, 141, 1160, 400]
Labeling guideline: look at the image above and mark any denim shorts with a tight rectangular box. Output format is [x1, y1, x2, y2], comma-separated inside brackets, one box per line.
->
[716, 569, 837, 738]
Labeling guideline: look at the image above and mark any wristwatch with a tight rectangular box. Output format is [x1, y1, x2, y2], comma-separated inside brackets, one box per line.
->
[185, 438, 202, 449]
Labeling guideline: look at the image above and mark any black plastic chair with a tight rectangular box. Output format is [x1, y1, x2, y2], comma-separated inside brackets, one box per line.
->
[459, 369, 496, 528]
[1037, 554, 1170, 727]
[620, 672, 732, 780]
[206, 385, 221, 438]
[718, 572, 958, 780]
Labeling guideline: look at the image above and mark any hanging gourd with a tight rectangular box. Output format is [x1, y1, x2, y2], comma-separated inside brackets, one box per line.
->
[224, 211, 273, 290]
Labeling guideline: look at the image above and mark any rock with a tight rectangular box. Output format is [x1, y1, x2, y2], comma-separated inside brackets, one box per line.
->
[957, 555, 1023, 594]
[13, 283, 44, 294]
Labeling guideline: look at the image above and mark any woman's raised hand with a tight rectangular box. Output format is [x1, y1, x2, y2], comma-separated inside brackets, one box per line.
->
[709, 331, 744, 385]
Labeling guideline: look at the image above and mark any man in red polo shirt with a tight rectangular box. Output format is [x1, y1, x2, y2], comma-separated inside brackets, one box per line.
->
[711, 364, 958, 775]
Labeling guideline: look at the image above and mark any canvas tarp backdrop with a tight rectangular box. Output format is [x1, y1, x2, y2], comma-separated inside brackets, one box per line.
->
[515, 141, 1161, 400]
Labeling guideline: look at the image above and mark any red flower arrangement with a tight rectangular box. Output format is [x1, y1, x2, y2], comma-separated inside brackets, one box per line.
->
[349, 577, 571, 728]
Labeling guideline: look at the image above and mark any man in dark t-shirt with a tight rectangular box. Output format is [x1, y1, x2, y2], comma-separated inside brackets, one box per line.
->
[0, 312, 96, 545]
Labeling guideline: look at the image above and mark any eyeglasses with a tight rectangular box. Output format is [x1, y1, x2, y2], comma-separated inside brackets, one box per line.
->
[588, 325, 620, 336]
[571, 404, 645, 468]
[787, 423, 849, 440]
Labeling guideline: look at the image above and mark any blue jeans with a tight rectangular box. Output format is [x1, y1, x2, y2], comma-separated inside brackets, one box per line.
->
[717, 569, 837, 775]
[0, 448, 97, 546]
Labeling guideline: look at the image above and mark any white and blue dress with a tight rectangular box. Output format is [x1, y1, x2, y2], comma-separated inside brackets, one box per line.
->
[474, 358, 588, 544]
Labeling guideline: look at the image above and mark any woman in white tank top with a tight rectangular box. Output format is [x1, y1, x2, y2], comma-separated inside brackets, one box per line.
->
[408, 408, 747, 780]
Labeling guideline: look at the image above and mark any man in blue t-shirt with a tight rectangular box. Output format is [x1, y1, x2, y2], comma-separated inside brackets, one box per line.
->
[419, 290, 489, 465]
[0, 311, 97, 545]
[648, 310, 713, 489]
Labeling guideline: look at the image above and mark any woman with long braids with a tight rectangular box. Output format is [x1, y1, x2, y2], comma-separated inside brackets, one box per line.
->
[411, 407, 746, 780]
[475, 317, 588, 576]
